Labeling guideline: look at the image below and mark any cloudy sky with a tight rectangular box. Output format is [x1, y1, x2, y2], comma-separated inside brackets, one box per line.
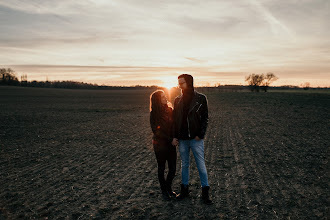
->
[0, 0, 329, 87]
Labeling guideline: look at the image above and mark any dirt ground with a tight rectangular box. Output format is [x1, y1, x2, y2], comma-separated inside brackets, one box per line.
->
[0, 86, 329, 219]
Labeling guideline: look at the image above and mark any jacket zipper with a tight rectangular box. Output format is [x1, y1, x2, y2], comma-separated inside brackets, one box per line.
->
[187, 102, 200, 138]
[188, 103, 199, 114]
[196, 104, 202, 112]
[187, 117, 191, 138]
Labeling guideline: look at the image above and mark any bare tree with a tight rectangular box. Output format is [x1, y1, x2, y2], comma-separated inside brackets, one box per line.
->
[0, 68, 7, 81]
[245, 73, 264, 92]
[0, 68, 19, 85]
[246, 73, 278, 92]
[261, 72, 278, 92]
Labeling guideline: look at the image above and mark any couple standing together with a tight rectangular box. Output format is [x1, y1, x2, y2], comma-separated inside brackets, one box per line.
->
[150, 74, 212, 204]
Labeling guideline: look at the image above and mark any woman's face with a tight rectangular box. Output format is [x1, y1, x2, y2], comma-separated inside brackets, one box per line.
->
[160, 93, 167, 105]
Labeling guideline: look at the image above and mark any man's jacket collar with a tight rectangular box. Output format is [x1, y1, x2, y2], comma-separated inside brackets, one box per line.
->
[177, 91, 200, 113]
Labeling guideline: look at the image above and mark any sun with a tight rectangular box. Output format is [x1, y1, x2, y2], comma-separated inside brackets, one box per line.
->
[160, 76, 177, 89]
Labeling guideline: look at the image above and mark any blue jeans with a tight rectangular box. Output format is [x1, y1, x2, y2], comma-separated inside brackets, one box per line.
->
[179, 139, 209, 187]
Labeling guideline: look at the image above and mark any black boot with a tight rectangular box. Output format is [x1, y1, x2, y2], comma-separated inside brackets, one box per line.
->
[176, 184, 189, 200]
[161, 190, 171, 201]
[166, 180, 177, 198]
[202, 186, 212, 204]
[161, 185, 171, 201]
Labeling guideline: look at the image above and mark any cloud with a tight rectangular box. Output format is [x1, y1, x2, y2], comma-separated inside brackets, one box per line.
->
[247, 0, 295, 40]
[184, 57, 207, 64]
[0, 1, 329, 86]
[0, 0, 81, 15]
[0, 46, 64, 57]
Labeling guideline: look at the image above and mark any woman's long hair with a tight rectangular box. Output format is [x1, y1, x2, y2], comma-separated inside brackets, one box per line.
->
[150, 90, 164, 114]
[150, 90, 172, 115]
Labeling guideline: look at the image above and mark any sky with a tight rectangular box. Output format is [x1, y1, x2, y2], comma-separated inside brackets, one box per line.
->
[0, 0, 329, 87]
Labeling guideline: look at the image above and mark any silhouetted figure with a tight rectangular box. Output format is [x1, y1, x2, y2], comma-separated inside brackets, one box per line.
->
[150, 90, 177, 201]
[172, 74, 212, 204]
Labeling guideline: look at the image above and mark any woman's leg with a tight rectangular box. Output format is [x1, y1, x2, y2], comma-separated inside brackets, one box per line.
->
[165, 143, 177, 197]
[166, 143, 177, 184]
[153, 141, 167, 191]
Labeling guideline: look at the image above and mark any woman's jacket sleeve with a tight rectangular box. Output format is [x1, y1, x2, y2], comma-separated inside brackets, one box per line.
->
[150, 112, 172, 142]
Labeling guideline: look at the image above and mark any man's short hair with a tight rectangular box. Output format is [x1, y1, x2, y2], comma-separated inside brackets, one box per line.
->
[178, 74, 194, 88]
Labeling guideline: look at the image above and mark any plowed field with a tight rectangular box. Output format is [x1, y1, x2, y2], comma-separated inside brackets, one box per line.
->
[0, 86, 329, 219]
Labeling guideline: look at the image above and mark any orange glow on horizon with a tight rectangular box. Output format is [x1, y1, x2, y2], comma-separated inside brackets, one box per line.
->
[160, 76, 178, 89]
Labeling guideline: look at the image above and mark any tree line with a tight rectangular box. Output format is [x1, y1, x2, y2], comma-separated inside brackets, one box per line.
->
[0, 68, 161, 90]
[0, 68, 100, 89]
[1, 67, 319, 91]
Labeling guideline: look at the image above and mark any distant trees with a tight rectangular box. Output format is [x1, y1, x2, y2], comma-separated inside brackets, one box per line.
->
[301, 82, 310, 90]
[0, 68, 20, 85]
[0, 67, 100, 89]
[1, 67, 166, 90]
[0, 67, 161, 90]
[245, 73, 278, 92]
[26, 80, 99, 89]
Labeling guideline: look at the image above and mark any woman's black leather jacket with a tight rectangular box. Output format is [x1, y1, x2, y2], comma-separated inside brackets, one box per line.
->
[150, 107, 173, 142]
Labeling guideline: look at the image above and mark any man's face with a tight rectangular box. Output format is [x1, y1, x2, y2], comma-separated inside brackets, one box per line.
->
[178, 77, 187, 90]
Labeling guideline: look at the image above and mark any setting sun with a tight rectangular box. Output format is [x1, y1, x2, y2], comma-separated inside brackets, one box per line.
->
[160, 77, 178, 89]
[1, 1, 329, 87]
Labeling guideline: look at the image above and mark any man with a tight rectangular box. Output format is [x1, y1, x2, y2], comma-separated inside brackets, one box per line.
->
[172, 74, 212, 204]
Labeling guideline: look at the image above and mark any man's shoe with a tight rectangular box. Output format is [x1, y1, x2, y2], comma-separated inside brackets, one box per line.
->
[176, 184, 189, 200]
[202, 186, 212, 204]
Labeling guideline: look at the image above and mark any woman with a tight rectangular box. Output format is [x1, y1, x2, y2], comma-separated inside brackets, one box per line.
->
[150, 90, 177, 200]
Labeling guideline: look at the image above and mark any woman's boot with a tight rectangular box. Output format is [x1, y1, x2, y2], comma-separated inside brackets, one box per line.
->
[161, 190, 171, 201]
[176, 184, 189, 200]
[202, 186, 212, 204]
[166, 180, 177, 198]
[161, 185, 171, 201]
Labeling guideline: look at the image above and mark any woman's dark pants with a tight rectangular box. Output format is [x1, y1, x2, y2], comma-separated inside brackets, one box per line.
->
[153, 139, 177, 191]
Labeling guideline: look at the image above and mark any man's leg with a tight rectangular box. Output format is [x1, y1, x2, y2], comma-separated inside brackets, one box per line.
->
[176, 140, 190, 200]
[179, 140, 190, 186]
[190, 139, 212, 204]
[190, 139, 209, 187]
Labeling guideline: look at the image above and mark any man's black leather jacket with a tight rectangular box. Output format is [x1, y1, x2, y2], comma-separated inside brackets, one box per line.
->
[173, 91, 208, 139]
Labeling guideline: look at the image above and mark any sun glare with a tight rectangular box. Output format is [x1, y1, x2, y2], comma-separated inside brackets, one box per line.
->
[160, 77, 177, 89]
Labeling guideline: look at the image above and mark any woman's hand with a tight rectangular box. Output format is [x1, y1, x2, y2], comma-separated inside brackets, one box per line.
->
[194, 136, 201, 141]
[172, 138, 179, 146]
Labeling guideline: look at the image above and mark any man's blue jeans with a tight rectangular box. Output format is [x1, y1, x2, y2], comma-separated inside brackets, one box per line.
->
[179, 139, 209, 187]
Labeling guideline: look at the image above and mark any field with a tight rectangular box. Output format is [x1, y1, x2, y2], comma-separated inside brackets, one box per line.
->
[0, 86, 329, 219]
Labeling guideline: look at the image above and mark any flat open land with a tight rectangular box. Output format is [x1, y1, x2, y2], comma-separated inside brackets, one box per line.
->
[0, 86, 329, 219]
